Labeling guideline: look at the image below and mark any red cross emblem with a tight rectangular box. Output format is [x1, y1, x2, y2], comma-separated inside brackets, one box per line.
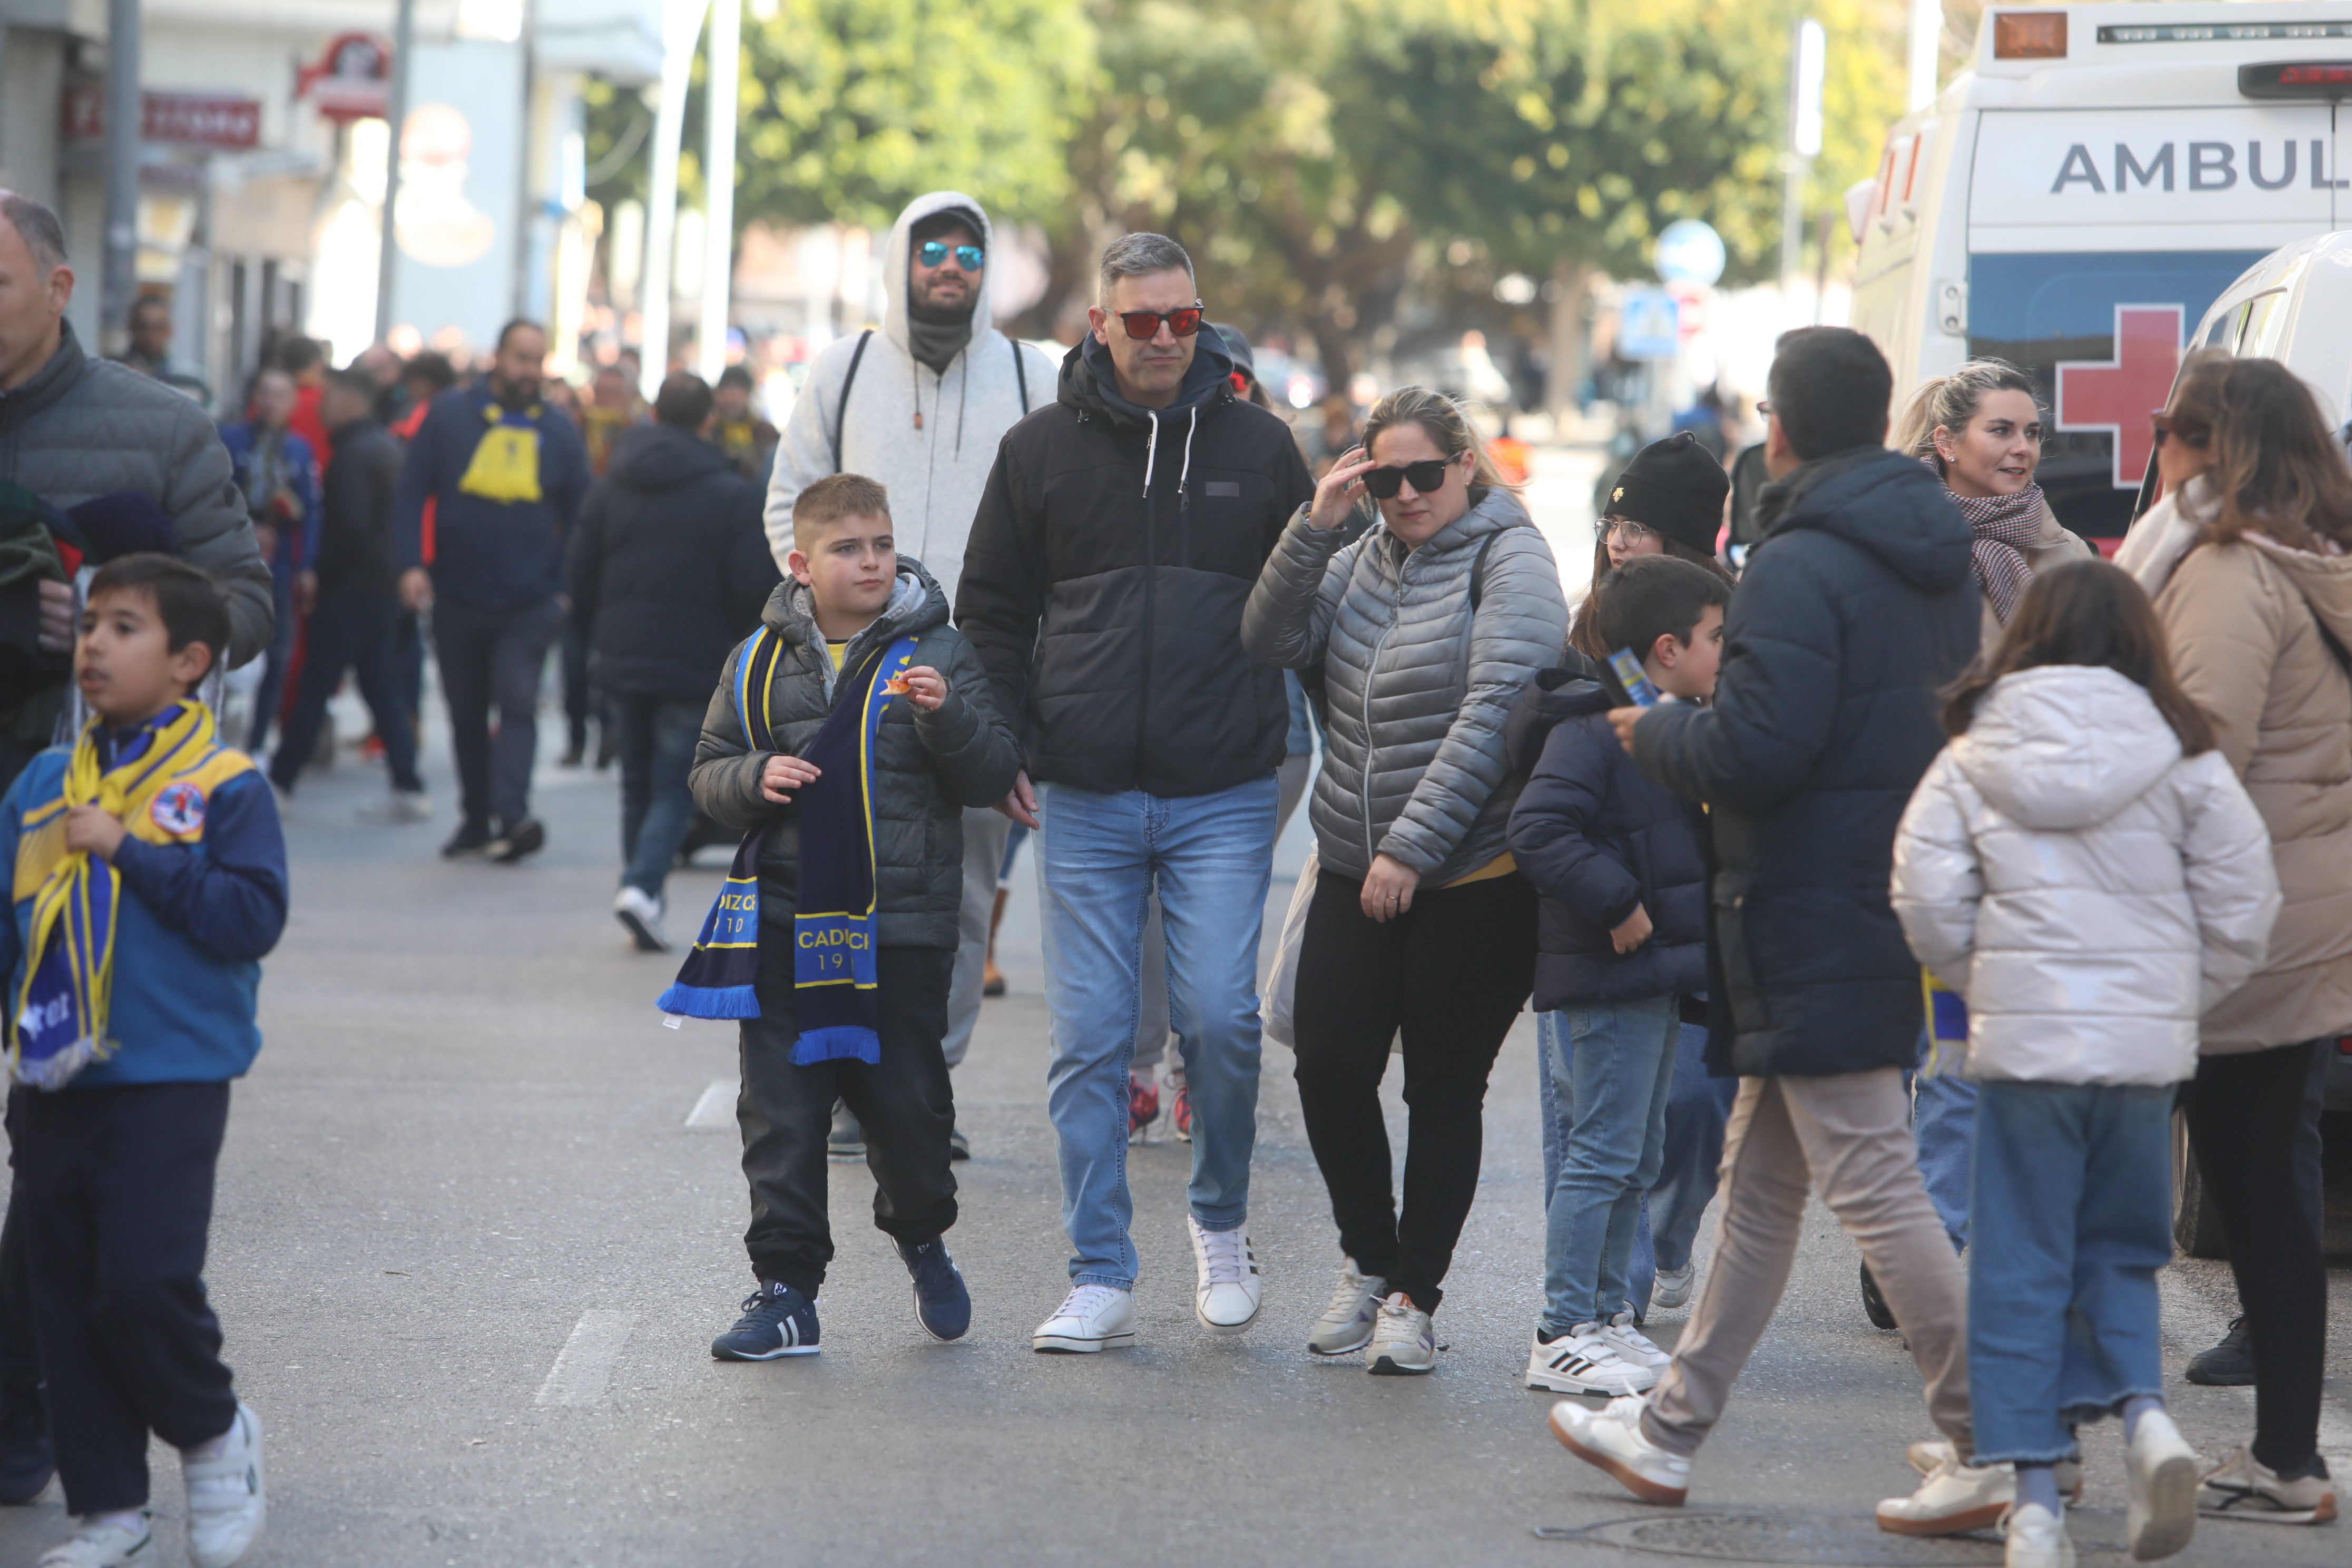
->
[2055, 305, 2184, 489]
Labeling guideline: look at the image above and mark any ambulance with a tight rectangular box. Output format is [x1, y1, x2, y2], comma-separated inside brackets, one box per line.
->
[1848, 3, 2352, 540]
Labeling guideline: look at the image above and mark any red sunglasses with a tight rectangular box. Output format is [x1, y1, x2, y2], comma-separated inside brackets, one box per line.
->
[1115, 305, 1204, 340]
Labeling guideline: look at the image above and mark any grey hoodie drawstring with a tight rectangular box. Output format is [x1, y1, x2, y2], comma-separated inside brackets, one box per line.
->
[1142, 410, 1160, 497]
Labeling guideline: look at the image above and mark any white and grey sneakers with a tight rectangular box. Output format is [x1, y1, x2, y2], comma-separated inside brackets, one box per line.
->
[1186, 1217, 1262, 1335]
[1649, 1261, 1697, 1312]
[612, 886, 671, 952]
[1032, 1283, 1136, 1353]
[1365, 1293, 1437, 1375]
[1527, 1322, 1659, 1396]
[2195, 1445, 2337, 1524]
[1308, 1259, 1387, 1356]
[37, 1512, 153, 1568]
[1601, 1310, 1671, 1376]
[182, 1402, 265, 1568]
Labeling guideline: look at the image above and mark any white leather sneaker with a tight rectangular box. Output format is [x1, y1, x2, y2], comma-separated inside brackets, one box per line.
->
[1878, 1452, 2012, 1536]
[2123, 1407, 2198, 1560]
[613, 886, 671, 952]
[1307, 1259, 1386, 1356]
[2001, 1501, 2077, 1568]
[1032, 1283, 1135, 1352]
[2195, 1445, 2337, 1524]
[1364, 1293, 1437, 1375]
[38, 1513, 152, 1568]
[1527, 1322, 1658, 1395]
[1650, 1261, 1696, 1311]
[1186, 1216, 1261, 1335]
[1550, 1393, 1690, 1505]
[1602, 1309, 1671, 1373]
[1908, 1437, 2081, 1503]
[182, 1402, 264, 1568]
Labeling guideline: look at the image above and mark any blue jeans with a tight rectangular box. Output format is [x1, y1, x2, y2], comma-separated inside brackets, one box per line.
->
[612, 692, 703, 900]
[1539, 996, 1682, 1334]
[1036, 777, 1276, 1289]
[1540, 1011, 1732, 1319]
[1910, 1029, 1975, 1250]
[1969, 1080, 2173, 1464]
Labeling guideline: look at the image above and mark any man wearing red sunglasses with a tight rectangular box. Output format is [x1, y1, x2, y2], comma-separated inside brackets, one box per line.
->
[958, 233, 1315, 1358]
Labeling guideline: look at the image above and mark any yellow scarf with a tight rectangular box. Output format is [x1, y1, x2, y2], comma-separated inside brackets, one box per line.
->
[458, 401, 545, 503]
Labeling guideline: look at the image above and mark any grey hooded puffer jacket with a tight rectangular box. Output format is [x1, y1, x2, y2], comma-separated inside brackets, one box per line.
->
[687, 559, 1022, 950]
[1243, 487, 1569, 884]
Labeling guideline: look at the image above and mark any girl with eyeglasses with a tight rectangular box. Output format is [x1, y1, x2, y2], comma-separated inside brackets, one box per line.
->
[1569, 433, 1733, 668]
[1242, 387, 1569, 1374]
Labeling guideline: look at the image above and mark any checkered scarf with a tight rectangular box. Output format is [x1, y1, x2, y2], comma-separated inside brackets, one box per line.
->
[1923, 456, 2044, 624]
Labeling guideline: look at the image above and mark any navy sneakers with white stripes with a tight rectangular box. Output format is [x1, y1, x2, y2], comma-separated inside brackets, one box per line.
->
[711, 1281, 821, 1360]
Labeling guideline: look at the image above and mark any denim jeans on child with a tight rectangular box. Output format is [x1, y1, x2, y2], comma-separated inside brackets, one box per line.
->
[1540, 995, 1682, 1334]
[1909, 1028, 1974, 1250]
[1968, 1079, 2172, 1464]
[1540, 1012, 1730, 1319]
[1036, 776, 1276, 1289]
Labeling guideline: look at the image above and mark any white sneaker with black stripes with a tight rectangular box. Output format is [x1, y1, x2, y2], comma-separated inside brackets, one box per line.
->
[1527, 1321, 1659, 1396]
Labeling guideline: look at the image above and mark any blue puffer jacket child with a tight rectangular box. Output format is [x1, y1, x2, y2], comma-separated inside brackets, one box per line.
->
[1, 738, 287, 1085]
[1506, 667, 1708, 1009]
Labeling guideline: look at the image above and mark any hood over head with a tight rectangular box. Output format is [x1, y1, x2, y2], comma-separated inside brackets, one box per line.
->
[1953, 664, 2183, 831]
[605, 420, 734, 493]
[881, 192, 995, 368]
[1756, 445, 1974, 593]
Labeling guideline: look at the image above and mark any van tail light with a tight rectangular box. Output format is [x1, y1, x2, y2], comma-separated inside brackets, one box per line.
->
[2242, 62, 2352, 100]
[1994, 12, 2067, 60]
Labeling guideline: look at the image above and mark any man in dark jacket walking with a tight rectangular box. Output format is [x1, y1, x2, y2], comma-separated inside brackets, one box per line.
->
[569, 372, 778, 949]
[269, 369, 427, 817]
[958, 233, 1314, 1353]
[1552, 328, 1993, 1531]
[394, 318, 590, 863]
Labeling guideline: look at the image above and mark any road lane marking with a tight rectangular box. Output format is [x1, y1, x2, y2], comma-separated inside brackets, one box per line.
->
[685, 1079, 736, 1129]
[535, 1310, 639, 1406]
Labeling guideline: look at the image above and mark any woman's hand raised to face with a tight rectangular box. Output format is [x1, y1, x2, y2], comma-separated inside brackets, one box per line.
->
[1308, 447, 1377, 531]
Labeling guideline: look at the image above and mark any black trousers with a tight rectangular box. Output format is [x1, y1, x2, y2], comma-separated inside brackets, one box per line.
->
[270, 586, 424, 794]
[1291, 868, 1536, 1312]
[14, 1082, 238, 1513]
[432, 597, 562, 831]
[738, 942, 957, 1296]
[2183, 1039, 2327, 1473]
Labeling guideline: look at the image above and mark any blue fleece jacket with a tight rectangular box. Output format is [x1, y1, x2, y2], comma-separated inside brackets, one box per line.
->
[1, 741, 288, 1086]
[218, 420, 320, 580]
[393, 383, 590, 612]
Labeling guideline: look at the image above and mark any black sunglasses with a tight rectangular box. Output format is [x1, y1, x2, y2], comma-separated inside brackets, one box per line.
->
[1362, 458, 1457, 498]
[916, 241, 985, 270]
[1115, 306, 1204, 340]
[2150, 411, 2206, 450]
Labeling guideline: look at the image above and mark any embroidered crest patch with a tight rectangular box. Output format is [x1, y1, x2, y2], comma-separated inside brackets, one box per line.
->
[150, 781, 207, 836]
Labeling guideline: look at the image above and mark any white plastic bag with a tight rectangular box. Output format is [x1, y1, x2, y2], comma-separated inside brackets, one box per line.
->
[1260, 846, 1319, 1050]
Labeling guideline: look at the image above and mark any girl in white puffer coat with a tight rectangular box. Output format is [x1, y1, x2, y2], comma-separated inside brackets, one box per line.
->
[1891, 560, 2281, 1568]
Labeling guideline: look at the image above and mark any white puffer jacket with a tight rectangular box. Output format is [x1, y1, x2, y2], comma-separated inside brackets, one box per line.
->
[1890, 664, 2281, 1085]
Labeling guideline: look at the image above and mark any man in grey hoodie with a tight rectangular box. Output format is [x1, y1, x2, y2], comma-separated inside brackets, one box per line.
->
[763, 192, 1057, 1158]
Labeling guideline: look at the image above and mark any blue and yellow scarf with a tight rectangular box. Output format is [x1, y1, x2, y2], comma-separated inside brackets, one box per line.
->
[9, 703, 227, 1088]
[660, 626, 917, 1066]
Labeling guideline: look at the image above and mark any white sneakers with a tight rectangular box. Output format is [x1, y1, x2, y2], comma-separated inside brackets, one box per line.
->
[1907, 1437, 2083, 1503]
[1877, 1451, 2013, 1536]
[2195, 1445, 2338, 1524]
[1308, 1259, 1386, 1356]
[1527, 1321, 1658, 1396]
[1549, 1393, 1691, 1505]
[182, 1403, 266, 1568]
[2002, 1502, 2076, 1568]
[2123, 1407, 2199, 1559]
[1602, 1310, 1670, 1375]
[1365, 1293, 1437, 1375]
[1185, 1217, 1261, 1335]
[1032, 1283, 1136, 1352]
[38, 1513, 152, 1568]
[613, 886, 671, 952]
[1650, 1261, 1696, 1311]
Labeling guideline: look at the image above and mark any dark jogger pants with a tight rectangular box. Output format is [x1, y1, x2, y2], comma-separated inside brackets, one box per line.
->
[431, 597, 562, 832]
[738, 942, 958, 1297]
[14, 1082, 239, 1513]
[270, 586, 424, 794]
[1290, 869, 1536, 1312]
[2182, 1038, 2329, 1474]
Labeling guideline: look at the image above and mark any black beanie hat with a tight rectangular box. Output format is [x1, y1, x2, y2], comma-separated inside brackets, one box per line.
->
[1605, 432, 1730, 557]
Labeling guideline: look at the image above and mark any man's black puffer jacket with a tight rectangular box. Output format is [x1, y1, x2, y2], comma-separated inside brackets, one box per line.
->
[955, 333, 1314, 797]
[1506, 668, 1709, 1010]
[1631, 445, 1979, 1077]
[688, 561, 1021, 949]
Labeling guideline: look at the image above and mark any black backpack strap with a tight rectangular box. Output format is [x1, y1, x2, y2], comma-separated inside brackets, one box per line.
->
[829, 329, 875, 472]
[1467, 530, 1498, 612]
[1012, 337, 1031, 414]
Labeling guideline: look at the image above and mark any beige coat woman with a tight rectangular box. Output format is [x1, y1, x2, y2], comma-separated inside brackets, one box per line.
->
[2157, 535, 2352, 1050]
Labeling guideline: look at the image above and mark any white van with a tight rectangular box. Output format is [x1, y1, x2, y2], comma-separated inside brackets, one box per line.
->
[1849, 3, 2352, 540]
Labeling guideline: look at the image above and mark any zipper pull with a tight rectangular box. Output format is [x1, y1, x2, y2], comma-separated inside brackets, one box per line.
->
[914, 410, 924, 430]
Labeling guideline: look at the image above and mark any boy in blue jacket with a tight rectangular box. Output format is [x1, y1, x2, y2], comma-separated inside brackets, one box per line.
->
[1508, 556, 1725, 1400]
[2, 554, 285, 1568]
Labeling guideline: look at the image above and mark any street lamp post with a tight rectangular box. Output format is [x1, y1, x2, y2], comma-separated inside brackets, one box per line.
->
[374, 0, 416, 347]
[694, 0, 740, 381]
[1780, 17, 1825, 319]
[100, 0, 142, 356]
[639, 0, 708, 402]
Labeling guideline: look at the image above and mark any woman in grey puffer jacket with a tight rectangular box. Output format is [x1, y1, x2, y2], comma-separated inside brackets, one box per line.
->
[1243, 387, 1568, 1372]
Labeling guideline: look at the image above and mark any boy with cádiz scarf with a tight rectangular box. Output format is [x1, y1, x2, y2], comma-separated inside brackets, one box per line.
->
[1, 554, 283, 1568]
[674, 473, 1018, 1360]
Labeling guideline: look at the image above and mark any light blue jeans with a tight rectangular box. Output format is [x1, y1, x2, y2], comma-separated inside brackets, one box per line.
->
[1910, 1028, 1975, 1250]
[1969, 1080, 2173, 1464]
[1538, 996, 1682, 1335]
[1036, 777, 1276, 1288]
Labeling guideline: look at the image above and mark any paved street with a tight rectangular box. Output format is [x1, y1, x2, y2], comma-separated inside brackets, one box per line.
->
[4, 472, 2349, 1566]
